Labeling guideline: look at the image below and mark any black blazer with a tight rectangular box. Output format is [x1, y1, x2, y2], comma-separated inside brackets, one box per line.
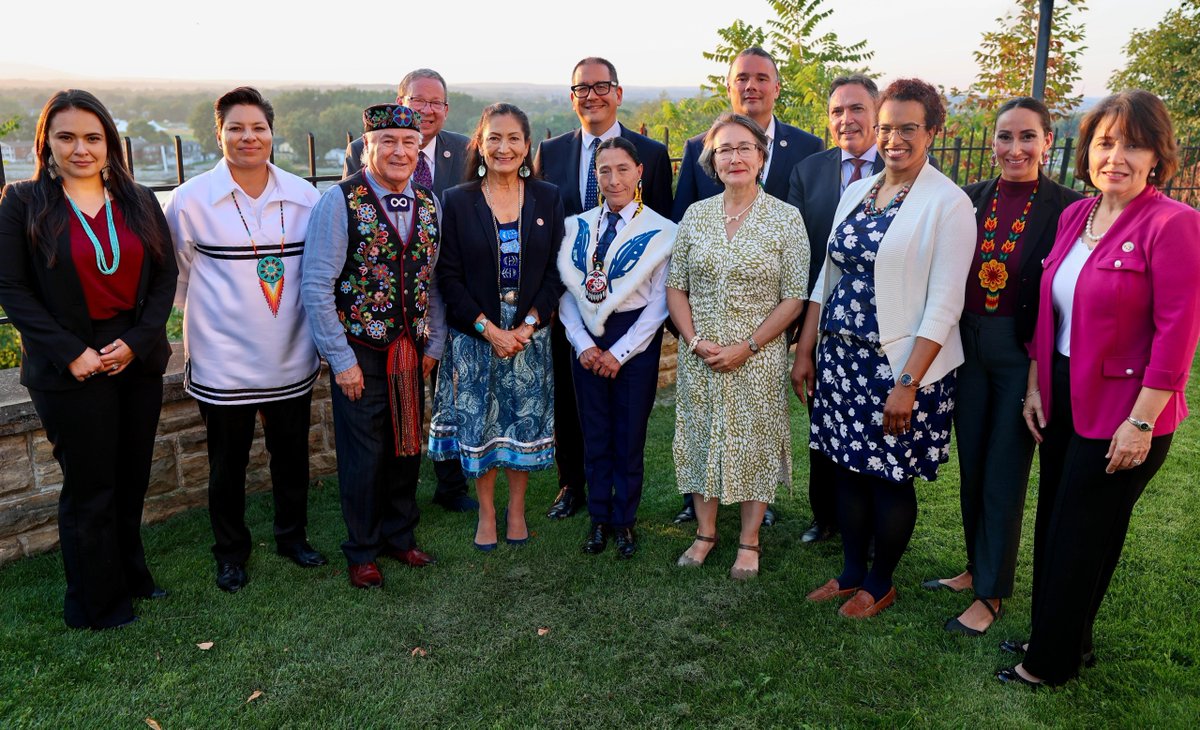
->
[671, 117, 823, 222]
[437, 179, 565, 339]
[343, 129, 471, 196]
[962, 172, 1084, 345]
[532, 123, 673, 218]
[0, 181, 178, 390]
[787, 147, 886, 296]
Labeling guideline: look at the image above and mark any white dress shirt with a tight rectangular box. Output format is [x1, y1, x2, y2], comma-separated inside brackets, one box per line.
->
[840, 145, 879, 192]
[578, 121, 622, 206]
[760, 116, 777, 182]
[559, 202, 670, 364]
[1051, 237, 1094, 357]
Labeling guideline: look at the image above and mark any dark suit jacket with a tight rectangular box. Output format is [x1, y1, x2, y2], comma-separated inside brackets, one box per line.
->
[437, 179, 565, 338]
[0, 181, 178, 390]
[963, 172, 1083, 346]
[786, 147, 886, 295]
[670, 117, 823, 222]
[343, 129, 471, 196]
[532, 123, 673, 218]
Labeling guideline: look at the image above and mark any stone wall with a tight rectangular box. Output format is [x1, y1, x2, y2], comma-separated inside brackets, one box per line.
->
[0, 335, 677, 566]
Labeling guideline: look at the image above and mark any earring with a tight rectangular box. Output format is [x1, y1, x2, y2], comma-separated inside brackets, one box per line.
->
[519, 164, 530, 178]
[46, 158, 60, 180]
[100, 164, 111, 183]
[989, 153, 998, 167]
[477, 164, 486, 178]
[1041, 152, 1050, 166]
[634, 179, 643, 204]
[1150, 168, 1157, 178]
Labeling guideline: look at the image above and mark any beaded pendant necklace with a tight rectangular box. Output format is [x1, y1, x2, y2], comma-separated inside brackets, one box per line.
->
[584, 201, 644, 304]
[862, 177, 911, 218]
[231, 191, 286, 317]
[481, 177, 523, 296]
[978, 181, 1038, 312]
[65, 192, 120, 275]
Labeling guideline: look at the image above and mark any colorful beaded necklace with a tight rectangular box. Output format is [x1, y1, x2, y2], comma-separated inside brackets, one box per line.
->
[862, 177, 911, 218]
[231, 191, 286, 317]
[977, 181, 1038, 312]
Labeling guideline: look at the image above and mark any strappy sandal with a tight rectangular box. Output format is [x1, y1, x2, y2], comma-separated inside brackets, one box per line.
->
[729, 543, 761, 581]
[676, 534, 717, 567]
[944, 597, 1003, 636]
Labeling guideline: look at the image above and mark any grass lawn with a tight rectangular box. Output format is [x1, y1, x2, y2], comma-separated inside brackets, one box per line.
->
[2, 374, 1199, 728]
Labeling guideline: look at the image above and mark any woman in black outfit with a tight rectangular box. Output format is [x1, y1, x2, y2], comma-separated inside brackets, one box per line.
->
[0, 90, 177, 629]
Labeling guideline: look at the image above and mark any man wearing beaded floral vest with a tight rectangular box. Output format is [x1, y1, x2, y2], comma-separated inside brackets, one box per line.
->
[301, 104, 446, 589]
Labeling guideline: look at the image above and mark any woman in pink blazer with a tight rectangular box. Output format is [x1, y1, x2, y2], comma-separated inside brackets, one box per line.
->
[997, 90, 1200, 687]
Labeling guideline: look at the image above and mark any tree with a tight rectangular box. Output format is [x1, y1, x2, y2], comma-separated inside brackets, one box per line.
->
[1110, 0, 1200, 136]
[188, 100, 220, 156]
[958, 0, 1088, 117]
[0, 117, 18, 138]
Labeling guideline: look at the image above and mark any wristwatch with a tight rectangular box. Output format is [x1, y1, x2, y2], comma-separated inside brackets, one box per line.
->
[898, 372, 920, 388]
[1126, 416, 1153, 432]
[747, 335, 760, 354]
[474, 320, 489, 334]
[523, 314, 538, 328]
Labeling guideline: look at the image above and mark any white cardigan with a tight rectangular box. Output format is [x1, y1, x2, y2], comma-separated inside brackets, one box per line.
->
[810, 161, 976, 385]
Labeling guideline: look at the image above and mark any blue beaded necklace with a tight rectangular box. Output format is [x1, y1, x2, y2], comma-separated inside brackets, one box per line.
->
[65, 192, 120, 275]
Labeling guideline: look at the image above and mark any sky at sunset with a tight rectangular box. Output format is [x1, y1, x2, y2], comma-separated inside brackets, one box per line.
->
[0, 0, 1176, 96]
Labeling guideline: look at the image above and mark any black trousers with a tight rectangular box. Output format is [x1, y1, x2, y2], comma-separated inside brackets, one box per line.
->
[573, 310, 662, 529]
[197, 392, 313, 564]
[1023, 355, 1172, 684]
[953, 313, 1036, 598]
[551, 317, 587, 495]
[29, 318, 162, 629]
[330, 342, 421, 565]
[426, 361, 468, 500]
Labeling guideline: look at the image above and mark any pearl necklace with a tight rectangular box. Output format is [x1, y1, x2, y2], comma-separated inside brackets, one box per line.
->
[1084, 199, 1104, 245]
[722, 189, 760, 224]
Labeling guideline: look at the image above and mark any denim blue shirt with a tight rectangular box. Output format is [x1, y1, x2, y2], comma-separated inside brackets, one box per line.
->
[300, 170, 446, 374]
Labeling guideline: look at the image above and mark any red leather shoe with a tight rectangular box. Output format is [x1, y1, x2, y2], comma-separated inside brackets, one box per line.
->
[839, 586, 896, 618]
[385, 547, 437, 567]
[807, 578, 859, 602]
[348, 562, 383, 588]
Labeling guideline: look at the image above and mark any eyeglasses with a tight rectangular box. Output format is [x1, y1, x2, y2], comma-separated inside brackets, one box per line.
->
[403, 97, 447, 112]
[713, 143, 759, 160]
[874, 124, 926, 141]
[571, 81, 615, 98]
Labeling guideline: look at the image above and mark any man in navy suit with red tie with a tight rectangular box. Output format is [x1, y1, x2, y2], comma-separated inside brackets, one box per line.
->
[787, 74, 884, 544]
[671, 46, 823, 526]
[534, 56, 673, 520]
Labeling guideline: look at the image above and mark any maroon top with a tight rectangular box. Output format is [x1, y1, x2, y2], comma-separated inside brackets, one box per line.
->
[963, 177, 1037, 317]
[67, 199, 145, 320]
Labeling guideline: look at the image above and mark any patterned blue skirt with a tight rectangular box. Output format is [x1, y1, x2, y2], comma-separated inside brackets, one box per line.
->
[810, 332, 956, 483]
[428, 298, 555, 477]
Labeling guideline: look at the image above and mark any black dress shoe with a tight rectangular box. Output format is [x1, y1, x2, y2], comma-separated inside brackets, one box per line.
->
[433, 493, 479, 512]
[277, 542, 329, 568]
[135, 586, 169, 600]
[547, 487, 584, 520]
[613, 527, 637, 559]
[672, 504, 696, 524]
[216, 562, 248, 593]
[761, 507, 777, 527]
[995, 666, 1044, 689]
[999, 639, 1095, 668]
[582, 523, 610, 554]
[801, 520, 836, 543]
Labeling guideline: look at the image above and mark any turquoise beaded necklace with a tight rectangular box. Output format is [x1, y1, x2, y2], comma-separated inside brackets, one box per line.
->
[65, 192, 120, 275]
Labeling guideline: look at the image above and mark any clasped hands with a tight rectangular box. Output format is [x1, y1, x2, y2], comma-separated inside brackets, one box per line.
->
[482, 321, 535, 359]
[692, 338, 753, 374]
[67, 338, 134, 381]
[578, 347, 621, 378]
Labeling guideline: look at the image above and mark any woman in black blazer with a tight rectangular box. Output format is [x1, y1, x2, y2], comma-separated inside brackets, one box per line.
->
[428, 103, 565, 551]
[925, 97, 1082, 635]
[0, 90, 177, 629]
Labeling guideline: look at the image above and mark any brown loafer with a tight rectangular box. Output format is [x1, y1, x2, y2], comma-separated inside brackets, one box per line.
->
[839, 586, 896, 618]
[807, 578, 858, 602]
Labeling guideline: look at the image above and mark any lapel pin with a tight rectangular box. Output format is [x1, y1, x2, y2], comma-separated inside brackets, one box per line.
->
[779, 139, 788, 147]
[443, 150, 452, 158]
[1121, 241, 1135, 252]
[536, 217, 544, 226]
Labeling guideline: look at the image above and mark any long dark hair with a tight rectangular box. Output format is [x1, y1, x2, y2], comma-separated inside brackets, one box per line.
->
[28, 89, 166, 266]
[464, 103, 536, 184]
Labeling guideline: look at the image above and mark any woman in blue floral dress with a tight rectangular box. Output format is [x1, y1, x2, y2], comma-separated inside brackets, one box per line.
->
[793, 79, 976, 618]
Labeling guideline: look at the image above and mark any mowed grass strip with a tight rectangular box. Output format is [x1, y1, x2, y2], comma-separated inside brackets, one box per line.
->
[1, 365, 1198, 728]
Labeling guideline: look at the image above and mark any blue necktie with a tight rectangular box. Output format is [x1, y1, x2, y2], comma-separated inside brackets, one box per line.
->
[583, 138, 600, 210]
[595, 211, 622, 264]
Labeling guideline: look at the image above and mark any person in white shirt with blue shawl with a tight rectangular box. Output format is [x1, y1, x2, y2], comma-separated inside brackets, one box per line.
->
[559, 137, 676, 559]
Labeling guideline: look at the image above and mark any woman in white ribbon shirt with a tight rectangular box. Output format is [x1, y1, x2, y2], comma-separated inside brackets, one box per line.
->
[558, 136, 676, 560]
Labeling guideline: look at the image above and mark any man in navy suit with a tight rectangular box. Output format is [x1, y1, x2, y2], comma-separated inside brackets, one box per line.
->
[670, 46, 823, 223]
[786, 74, 883, 544]
[671, 46, 822, 526]
[533, 56, 674, 519]
[344, 69, 476, 513]
[343, 68, 471, 198]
